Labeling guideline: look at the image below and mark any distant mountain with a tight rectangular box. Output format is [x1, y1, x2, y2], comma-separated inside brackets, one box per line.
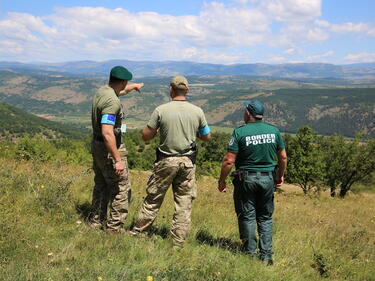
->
[1, 60, 375, 80]
[0, 103, 85, 139]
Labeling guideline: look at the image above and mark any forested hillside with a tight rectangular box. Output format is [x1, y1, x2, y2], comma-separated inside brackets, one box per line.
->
[0, 103, 86, 139]
[0, 68, 374, 137]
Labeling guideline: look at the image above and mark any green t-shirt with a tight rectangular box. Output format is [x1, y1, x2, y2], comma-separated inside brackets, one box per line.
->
[148, 101, 208, 155]
[91, 85, 123, 138]
[227, 121, 285, 171]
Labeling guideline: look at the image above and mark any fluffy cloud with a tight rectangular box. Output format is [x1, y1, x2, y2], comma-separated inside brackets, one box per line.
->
[0, 0, 373, 63]
[307, 51, 334, 61]
[260, 0, 321, 22]
[315, 20, 375, 36]
[344, 53, 375, 63]
[0, 3, 273, 62]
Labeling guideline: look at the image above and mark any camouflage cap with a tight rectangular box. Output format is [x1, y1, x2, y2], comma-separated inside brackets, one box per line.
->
[170, 76, 189, 90]
[110, 66, 133, 81]
[244, 100, 264, 118]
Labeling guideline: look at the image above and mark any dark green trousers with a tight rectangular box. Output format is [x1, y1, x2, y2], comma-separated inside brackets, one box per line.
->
[233, 172, 274, 260]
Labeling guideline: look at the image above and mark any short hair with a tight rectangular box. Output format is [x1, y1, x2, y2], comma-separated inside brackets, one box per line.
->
[171, 86, 188, 96]
[245, 108, 262, 120]
[109, 75, 124, 84]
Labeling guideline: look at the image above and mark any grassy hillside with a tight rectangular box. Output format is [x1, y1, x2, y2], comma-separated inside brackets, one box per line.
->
[1, 157, 374, 280]
[0, 103, 86, 139]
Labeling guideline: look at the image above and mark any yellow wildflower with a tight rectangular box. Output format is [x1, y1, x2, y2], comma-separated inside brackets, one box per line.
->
[146, 276, 153, 281]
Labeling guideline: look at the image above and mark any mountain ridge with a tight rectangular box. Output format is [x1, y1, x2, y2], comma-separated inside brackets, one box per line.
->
[1, 60, 375, 79]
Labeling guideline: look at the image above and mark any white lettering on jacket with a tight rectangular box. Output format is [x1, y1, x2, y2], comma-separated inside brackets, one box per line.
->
[246, 134, 276, 146]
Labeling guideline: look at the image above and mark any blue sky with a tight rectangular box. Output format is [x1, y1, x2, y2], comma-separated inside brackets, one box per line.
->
[0, 0, 374, 64]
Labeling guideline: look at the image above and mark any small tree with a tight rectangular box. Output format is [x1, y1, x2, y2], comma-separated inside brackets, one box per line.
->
[319, 135, 349, 197]
[338, 136, 375, 197]
[321, 134, 375, 198]
[286, 126, 325, 194]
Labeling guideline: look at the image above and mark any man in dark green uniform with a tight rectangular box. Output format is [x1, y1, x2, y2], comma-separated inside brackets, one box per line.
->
[218, 100, 287, 265]
[89, 66, 143, 233]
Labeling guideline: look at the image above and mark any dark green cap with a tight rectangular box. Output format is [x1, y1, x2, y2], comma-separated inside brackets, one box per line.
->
[244, 100, 264, 118]
[110, 66, 133, 81]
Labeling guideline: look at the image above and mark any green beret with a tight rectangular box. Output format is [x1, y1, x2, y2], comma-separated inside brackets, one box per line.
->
[110, 66, 133, 81]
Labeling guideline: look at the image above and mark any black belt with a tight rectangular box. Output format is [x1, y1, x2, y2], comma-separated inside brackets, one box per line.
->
[247, 171, 272, 176]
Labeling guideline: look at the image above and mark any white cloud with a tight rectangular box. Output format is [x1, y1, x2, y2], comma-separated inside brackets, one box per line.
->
[0, 0, 373, 63]
[315, 20, 375, 37]
[268, 55, 287, 62]
[344, 53, 375, 63]
[275, 23, 329, 47]
[307, 27, 329, 41]
[260, 0, 321, 22]
[307, 51, 334, 61]
[285, 48, 296, 54]
[0, 4, 273, 62]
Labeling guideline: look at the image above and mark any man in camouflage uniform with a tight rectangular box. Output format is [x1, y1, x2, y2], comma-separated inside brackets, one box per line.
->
[218, 100, 287, 265]
[89, 66, 144, 233]
[131, 76, 211, 247]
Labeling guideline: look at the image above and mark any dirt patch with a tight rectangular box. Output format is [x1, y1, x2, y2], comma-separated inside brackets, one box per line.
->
[0, 85, 27, 95]
[36, 114, 55, 119]
[307, 104, 348, 121]
[32, 86, 87, 103]
[206, 101, 241, 123]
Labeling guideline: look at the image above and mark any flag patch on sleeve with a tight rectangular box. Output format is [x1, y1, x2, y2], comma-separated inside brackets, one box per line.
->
[101, 114, 116, 125]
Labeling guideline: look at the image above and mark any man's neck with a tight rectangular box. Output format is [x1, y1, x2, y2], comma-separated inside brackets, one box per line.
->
[108, 83, 120, 96]
[172, 96, 187, 101]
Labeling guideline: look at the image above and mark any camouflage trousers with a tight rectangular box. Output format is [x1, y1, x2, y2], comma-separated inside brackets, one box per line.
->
[133, 156, 197, 247]
[89, 140, 131, 231]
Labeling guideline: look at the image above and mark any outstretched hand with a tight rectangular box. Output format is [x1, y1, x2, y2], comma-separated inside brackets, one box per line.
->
[134, 83, 144, 93]
[120, 83, 144, 96]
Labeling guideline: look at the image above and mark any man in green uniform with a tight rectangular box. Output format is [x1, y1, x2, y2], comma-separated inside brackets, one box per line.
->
[130, 76, 211, 248]
[218, 100, 287, 265]
[89, 66, 144, 233]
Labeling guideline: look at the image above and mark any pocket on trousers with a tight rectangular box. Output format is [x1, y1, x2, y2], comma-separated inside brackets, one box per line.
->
[146, 173, 160, 195]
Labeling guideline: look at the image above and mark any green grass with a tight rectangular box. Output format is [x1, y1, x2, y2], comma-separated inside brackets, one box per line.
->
[1, 158, 374, 281]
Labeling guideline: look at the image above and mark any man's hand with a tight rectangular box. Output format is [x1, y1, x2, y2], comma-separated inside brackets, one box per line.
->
[120, 83, 144, 96]
[218, 181, 227, 192]
[276, 175, 284, 187]
[114, 160, 125, 176]
[133, 83, 144, 93]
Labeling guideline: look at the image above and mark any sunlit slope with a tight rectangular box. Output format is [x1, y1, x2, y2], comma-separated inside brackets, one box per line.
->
[0, 159, 374, 280]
